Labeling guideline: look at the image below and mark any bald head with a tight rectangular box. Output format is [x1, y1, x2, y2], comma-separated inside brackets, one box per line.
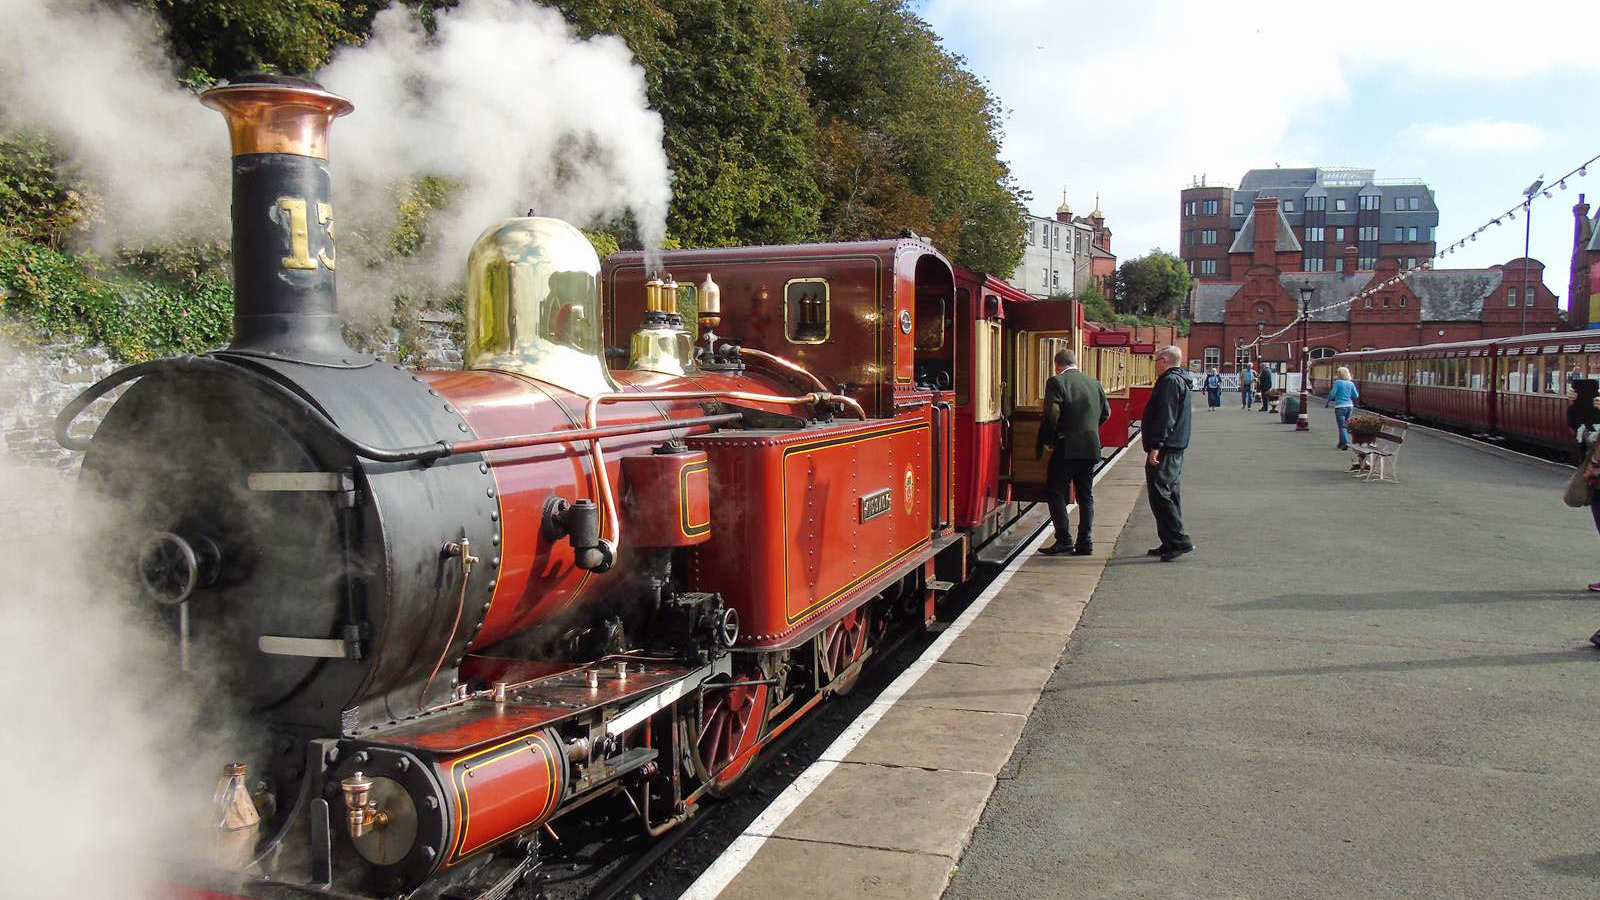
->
[1157, 345, 1184, 368]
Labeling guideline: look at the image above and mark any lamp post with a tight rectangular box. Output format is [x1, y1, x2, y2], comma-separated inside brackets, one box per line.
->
[1297, 281, 1312, 431]
[1520, 177, 1543, 335]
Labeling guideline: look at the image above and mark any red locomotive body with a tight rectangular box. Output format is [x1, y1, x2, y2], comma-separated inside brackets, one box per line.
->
[60, 77, 1140, 900]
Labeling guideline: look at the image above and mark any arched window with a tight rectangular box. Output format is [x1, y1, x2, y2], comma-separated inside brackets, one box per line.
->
[1309, 347, 1337, 361]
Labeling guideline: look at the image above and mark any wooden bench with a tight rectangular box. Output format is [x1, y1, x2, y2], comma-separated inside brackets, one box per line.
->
[1351, 419, 1406, 483]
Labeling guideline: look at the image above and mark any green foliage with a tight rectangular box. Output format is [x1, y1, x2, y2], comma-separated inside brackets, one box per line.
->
[1114, 249, 1193, 316]
[1076, 284, 1114, 323]
[0, 235, 232, 361]
[135, 0, 372, 76]
[789, 0, 1023, 273]
[0, 133, 100, 248]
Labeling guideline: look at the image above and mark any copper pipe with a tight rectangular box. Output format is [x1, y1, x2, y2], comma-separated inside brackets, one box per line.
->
[736, 347, 830, 397]
[448, 412, 743, 456]
[581, 390, 857, 561]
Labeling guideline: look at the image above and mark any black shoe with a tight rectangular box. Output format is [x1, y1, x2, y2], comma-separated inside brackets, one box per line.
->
[1159, 544, 1194, 562]
[1146, 547, 1170, 556]
[1591, 628, 1600, 649]
[1039, 542, 1073, 556]
[1337, 443, 1349, 450]
[1073, 543, 1093, 556]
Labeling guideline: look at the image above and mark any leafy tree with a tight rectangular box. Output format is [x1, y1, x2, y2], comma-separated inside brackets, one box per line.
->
[788, 0, 1023, 274]
[134, 0, 372, 76]
[1114, 250, 1192, 317]
[1074, 284, 1114, 324]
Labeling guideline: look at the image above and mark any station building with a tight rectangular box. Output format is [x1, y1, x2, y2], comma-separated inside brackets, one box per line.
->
[1569, 193, 1600, 329]
[1188, 196, 1562, 372]
[1179, 167, 1439, 282]
[1011, 192, 1116, 299]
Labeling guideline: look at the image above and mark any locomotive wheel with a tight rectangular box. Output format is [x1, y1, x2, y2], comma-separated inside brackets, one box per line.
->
[685, 672, 771, 798]
[818, 606, 869, 696]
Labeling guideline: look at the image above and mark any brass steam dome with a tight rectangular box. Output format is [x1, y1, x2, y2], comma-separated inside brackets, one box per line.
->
[465, 217, 616, 397]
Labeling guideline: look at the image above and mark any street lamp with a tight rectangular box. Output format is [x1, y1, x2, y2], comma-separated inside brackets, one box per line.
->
[1297, 280, 1312, 431]
[1520, 176, 1543, 335]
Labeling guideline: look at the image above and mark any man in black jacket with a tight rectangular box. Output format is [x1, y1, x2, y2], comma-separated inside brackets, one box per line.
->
[1258, 363, 1273, 411]
[1036, 349, 1110, 555]
[1141, 346, 1194, 561]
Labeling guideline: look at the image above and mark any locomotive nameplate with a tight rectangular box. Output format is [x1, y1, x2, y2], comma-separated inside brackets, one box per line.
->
[859, 488, 893, 523]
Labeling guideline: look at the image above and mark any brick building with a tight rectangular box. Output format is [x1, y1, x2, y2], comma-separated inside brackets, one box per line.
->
[1188, 197, 1563, 373]
[1569, 193, 1600, 329]
[1179, 168, 1439, 282]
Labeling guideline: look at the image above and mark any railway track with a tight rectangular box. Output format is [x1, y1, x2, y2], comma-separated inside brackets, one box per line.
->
[525, 502, 1061, 900]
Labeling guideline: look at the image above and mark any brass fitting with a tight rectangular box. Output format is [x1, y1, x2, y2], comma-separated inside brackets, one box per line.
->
[340, 771, 389, 839]
[697, 274, 722, 331]
[644, 277, 665, 314]
[213, 762, 261, 868]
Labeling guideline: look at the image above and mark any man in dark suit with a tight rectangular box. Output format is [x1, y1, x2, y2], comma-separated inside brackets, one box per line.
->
[1036, 348, 1109, 556]
[1142, 346, 1194, 561]
[1258, 363, 1273, 411]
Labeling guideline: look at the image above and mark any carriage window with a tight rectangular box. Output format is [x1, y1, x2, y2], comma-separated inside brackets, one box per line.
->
[915, 296, 946, 351]
[784, 278, 830, 343]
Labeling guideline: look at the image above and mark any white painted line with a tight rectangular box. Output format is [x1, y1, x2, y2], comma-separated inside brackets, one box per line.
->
[676, 442, 1135, 900]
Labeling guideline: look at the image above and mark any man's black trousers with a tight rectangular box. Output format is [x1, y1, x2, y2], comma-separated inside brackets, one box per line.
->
[1144, 449, 1191, 551]
[1046, 445, 1096, 547]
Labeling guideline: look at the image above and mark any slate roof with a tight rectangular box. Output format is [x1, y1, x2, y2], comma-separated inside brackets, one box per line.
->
[1408, 268, 1502, 320]
[1227, 208, 1302, 254]
[1190, 283, 1239, 323]
[1278, 273, 1368, 322]
[1239, 168, 1319, 190]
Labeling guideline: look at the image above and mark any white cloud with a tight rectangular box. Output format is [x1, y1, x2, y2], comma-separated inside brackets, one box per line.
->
[1404, 119, 1547, 153]
[921, 0, 1600, 287]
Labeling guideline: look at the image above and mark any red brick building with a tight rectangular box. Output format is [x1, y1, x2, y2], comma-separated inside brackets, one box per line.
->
[1569, 194, 1600, 329]
[1188, 197, 1563, 372]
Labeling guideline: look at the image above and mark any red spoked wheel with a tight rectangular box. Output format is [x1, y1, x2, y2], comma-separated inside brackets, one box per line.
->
[686, 673, 771, 797]
[819, 606, 869, 695]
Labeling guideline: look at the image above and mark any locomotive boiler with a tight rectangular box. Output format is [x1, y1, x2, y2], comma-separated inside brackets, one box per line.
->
[57, 72, 1131, 900]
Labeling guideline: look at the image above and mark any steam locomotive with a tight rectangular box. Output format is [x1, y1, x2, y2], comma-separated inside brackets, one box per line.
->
[57, 76, 1151, 899]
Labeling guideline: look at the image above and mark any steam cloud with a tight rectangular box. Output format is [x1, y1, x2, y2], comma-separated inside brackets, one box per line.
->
[0, 0, 674, 318]
[0, 452, 231, 900]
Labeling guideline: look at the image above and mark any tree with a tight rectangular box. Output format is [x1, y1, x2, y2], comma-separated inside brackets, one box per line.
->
[1115, 250, 1192, 317]
[1074, 284, 1114, 324]
[788, 0, 1023, 274]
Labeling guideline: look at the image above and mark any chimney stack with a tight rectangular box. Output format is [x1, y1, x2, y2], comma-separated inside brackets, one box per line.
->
[201, 75, 356, 365]
[1252, 197, 1278, 266]
[1343, 245, 1360, 272]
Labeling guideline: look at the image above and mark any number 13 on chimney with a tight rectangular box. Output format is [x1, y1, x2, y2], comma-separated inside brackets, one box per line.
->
[277, 197, 336, 271]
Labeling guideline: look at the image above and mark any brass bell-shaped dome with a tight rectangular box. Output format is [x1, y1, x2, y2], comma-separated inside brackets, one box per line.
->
[465, 216, 616, 396]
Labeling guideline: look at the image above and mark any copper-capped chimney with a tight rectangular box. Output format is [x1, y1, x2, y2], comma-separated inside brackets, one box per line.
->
[200, 75, 357, 365]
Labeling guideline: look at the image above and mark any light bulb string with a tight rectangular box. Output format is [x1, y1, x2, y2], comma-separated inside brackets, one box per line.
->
[1236, 148, 1598, 352]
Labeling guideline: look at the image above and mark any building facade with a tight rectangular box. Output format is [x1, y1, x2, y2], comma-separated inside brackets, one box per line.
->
[1569, 193, 1600, 329]
[1188, 198, 1562, 372]
[1179, 168, 1439, 282]
[1011, 193, 1114, 298]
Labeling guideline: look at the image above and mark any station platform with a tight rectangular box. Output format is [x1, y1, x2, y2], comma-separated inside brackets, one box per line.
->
[681, 401, 1600, 900]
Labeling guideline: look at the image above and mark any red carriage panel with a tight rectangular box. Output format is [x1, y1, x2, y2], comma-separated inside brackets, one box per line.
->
[687, 414, 932, 647]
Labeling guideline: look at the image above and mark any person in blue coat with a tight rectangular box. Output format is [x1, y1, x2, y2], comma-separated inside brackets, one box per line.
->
[1324, 365, 1360, 450]
[1239, 365, 1255, 409]
[1203, 369, 1222, 411]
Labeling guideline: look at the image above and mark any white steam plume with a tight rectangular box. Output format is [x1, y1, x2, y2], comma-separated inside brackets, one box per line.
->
[0, 0, 674, 319]
[0, 449, 230, 900]
[320, 0, 673, 313]
[0, 0, 228, 242]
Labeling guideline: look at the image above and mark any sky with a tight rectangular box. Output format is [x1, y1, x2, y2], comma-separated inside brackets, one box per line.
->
[920, 0, 1600, 309]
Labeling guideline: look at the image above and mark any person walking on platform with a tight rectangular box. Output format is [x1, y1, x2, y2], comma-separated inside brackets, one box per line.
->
[1142, 346, 1194, 562]
[1258, 364, 1273, 412]
[1239, 365, 1255, 409]
[1325, 366, 1360, 450]
[1036, 349, 1109, 556]
[1203, 369, 1222, 411]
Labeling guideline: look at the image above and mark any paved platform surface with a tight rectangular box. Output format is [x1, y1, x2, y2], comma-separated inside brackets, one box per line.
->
[945, 402, 1600, 899]
[689, 448, 1149, 900]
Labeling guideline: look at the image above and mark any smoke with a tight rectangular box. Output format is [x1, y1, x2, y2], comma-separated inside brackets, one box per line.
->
[0, 0, 673, 319]
[0, 446, 235, 900]
[0, 0, 228, 243]
[320, 0, 674, 314]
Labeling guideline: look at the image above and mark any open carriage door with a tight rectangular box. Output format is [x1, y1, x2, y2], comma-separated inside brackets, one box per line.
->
[1001, 300, 1080, 503]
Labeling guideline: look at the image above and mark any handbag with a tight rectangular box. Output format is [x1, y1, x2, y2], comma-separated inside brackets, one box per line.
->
[1565, 440, 1600, 507]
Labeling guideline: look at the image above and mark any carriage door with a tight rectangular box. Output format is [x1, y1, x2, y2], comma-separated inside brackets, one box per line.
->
[1002, 300, 1079, 503]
